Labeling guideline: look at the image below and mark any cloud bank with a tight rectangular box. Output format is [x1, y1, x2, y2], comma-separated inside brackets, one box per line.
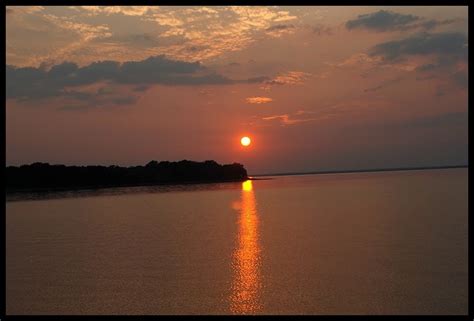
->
[346, 10, 460, 32]
[6, 55, 267, 102]
[346, 10, 419, 32]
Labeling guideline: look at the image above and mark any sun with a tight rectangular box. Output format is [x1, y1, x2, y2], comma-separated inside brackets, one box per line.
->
[241, 136, 251, 147]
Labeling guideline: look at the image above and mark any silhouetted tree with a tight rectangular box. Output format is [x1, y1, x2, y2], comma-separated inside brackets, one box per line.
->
[6, 160, 248, 193]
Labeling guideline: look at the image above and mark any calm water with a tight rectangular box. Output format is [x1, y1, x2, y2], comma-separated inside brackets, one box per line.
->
[6, 168, 468, 315]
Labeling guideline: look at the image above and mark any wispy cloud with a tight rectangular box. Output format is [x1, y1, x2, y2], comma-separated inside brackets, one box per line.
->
[326, 53, 383, 68]
[261, 110, 323, 126]
[145, 6, 299, 62]
[73, 6, 161, 17]
[363, 77, 403, 92]
[261, 71, 311, 90]
[258, 98, 397, 127]
[7, 6, 304, 68]
[6, 6, 44, 15]
[246, 97, 273, 104]
[262, 114, 315, 125]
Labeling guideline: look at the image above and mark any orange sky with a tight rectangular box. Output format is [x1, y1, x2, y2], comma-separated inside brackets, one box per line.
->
[6, 6, 468, 174]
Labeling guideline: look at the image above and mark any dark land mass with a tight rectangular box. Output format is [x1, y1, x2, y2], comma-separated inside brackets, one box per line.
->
[251, 164, 468, 177]
[6, 160, 248, 194]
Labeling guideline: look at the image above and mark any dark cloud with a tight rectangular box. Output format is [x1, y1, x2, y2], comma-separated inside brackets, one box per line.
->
[418, 18, 460, 31]
[109, 33, 160, 47]
[57, 89, 139, 111]
[369, 32, 468, 91]
[110, 96, 137, 105]
[265, 24, 296, 37]
[346, 10, 420, 32]
[312, 24, 332, 36]
[415, 63, 438, 72]
[132, 85, 150, 92]
[243, 76, 271, 84]
[266, 24, 295, 32]
[414, 63, 467, 91]
[363, 77, 403, 93]
[346, 10, 460, 32]
[61, 88, 139, 110]
[369, 32, 468, 62]
[6, 55, 268, 103]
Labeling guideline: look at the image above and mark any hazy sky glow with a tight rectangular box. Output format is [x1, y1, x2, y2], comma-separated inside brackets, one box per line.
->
[6, 6, 468, 174]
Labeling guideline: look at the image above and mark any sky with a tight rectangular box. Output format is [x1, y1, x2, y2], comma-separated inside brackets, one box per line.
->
[6, 6, 468, 175]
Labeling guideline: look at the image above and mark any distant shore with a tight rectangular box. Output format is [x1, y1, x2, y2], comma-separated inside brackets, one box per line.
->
[251, 164, 468, 177]
[6, 160, 248, 194]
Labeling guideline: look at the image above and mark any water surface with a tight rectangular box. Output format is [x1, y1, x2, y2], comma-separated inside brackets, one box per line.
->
[6, 168, 468, 314]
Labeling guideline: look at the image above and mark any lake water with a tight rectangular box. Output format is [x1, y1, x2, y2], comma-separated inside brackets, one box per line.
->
[6, 168, 468, 315]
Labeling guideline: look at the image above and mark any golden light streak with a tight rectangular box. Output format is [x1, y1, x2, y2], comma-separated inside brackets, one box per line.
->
[230, 180, 262, 314]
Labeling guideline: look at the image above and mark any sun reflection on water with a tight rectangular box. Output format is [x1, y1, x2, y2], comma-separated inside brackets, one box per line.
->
[230, 179, 262, 314]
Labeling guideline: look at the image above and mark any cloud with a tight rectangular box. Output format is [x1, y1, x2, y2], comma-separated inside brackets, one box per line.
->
[312, 24, 333, 36]
[246, 97, 273, 104]
[132, 85, 150, 92]
[58, 87, 139, 110]
[261, 71, 311, 90]
[6, 6, 44, 15]
[370, 32, 468, 62]
[75, 6, 160, 17]
[95, 33, 164, 50]
[144, 6, 298, 62]
[413, 18, 462, 31]
[262, 114, 292, 124]
[346, 10, 419, 31]
[6, 55, 268, 104]
[7, 6, 302, 67]
[265, 24, 296, 37]
[43, 14, 112, 42]
[415, 63, 439, 72]
[337, 32, 468, 90]
[9, 13, 113, 67]
[243, 76, 271, 84]
[326, 53, 383, 68]
[363, 77, 403, 92]
[266, 24, 294, 31]
[259, 99, 397, 127]
[369, 32, 468, 91]
[346, 10, 459, 32]
[262, 114, 314, 126]
[261, 109, 327, 126]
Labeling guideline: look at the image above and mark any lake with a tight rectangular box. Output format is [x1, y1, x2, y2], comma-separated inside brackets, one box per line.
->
[6, 168, 468, 315]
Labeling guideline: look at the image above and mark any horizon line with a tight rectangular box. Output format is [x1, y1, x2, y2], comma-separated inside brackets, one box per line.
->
[249, 164, 468, 177]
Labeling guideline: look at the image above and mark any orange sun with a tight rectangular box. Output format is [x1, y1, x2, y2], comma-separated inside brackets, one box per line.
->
[241, 136, 251, 147]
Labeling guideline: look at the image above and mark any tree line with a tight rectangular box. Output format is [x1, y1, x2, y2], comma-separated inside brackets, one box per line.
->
[6, 160, 248, 192]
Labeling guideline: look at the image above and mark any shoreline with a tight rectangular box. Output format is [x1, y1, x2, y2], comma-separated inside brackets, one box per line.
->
[7, 165, 467, 195]
[250, 164, 468, 178]
[6, 177, 249, 195]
